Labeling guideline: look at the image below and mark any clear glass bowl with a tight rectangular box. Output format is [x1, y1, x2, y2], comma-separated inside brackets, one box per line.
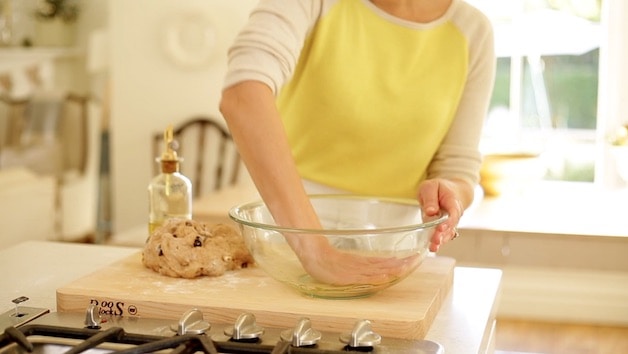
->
[229, 195, 448, 299]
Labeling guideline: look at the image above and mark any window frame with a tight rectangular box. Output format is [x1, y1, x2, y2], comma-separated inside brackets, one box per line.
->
[596, 0, 627, 188]
[471, 0, 627, 189]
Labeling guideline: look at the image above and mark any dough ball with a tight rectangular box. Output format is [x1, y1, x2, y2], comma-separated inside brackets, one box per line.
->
[142, 218, 254, 278]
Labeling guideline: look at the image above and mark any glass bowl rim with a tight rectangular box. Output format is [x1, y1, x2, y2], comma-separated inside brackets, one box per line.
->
[228, 194, 449, 235]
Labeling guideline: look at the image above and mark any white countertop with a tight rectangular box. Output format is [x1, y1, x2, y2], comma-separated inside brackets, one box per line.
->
[460, 181, 628, 237]
[0, 241, 502, 354]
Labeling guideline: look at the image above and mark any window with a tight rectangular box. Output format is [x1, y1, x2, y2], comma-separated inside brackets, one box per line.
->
[469, 0, 627, 188]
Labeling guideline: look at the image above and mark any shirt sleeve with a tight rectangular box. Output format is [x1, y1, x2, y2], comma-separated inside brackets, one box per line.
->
[222, 0, 326, 94]
[427, 3, 496, 186]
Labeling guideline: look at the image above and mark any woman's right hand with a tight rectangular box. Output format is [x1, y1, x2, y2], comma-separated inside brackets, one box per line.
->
[284, 233, 420, 286]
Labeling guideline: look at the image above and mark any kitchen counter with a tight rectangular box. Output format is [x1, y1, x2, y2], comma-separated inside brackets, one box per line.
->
[0, 241, 502, 353]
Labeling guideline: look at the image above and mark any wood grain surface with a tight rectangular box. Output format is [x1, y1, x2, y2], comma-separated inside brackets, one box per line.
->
[57, 252, 455, 339]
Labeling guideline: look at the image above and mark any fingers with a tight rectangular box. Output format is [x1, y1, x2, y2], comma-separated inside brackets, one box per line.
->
[304, 252, 420, 286]
[418, 179, 462, 221]
[418, 178, 466, 252]
[418, 179, 441, 216]
[451, 228, 460, 240]
[429, 226, 460, 252]
[294, 238, 398, 285]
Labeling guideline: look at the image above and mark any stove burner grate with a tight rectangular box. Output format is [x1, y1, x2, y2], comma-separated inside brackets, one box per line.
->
[1, 324, 367, 354]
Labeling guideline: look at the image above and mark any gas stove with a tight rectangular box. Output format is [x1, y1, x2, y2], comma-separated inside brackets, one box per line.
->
[0, 300, 443, 354]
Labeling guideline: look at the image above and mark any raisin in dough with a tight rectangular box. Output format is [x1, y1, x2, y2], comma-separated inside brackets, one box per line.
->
[142, 218, 254, 278]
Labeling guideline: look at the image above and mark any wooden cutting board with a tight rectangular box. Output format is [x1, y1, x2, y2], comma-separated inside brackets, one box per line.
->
[57, 252, 455, 339]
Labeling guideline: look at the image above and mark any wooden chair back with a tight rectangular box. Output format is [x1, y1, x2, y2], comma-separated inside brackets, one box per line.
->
[152, 117, 241, 198]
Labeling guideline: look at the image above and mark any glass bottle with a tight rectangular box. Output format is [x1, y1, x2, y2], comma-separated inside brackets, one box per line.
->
[148, 125, 192, 234]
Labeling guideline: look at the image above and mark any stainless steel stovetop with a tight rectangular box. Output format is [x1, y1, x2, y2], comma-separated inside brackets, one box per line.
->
[0, 300, 444, 354]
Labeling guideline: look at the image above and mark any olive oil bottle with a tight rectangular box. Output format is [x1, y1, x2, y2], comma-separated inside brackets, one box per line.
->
[148, 125, 192, 234]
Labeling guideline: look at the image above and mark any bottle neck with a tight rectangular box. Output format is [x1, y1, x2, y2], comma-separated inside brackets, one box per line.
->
[160, 160, 179, 174]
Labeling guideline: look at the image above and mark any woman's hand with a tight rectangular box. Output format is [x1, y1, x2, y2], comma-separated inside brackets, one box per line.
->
[283, 233, 420, 286]
[417, 178, 474, 252]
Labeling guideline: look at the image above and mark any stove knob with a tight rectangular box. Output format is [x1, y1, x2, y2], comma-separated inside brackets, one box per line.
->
[84, 303, 101, 329]
[171, 308, 211, 335]
[224, 313, 264, 340]
[280, 317, 322, 347]
[339, 319, 381, 348]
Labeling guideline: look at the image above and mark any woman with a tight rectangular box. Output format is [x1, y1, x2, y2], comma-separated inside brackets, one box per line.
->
[219, 0, 495, 285]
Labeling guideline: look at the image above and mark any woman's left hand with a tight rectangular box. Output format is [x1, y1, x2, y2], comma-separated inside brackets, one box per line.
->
[417, 178, 471, 252]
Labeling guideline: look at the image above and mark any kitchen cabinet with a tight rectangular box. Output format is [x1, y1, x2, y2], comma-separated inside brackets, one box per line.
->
[448, 182, 628, 326]
[0, 47, 102, 245]
[0, 168, 56, 248]
[1, 241, 501, 353]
